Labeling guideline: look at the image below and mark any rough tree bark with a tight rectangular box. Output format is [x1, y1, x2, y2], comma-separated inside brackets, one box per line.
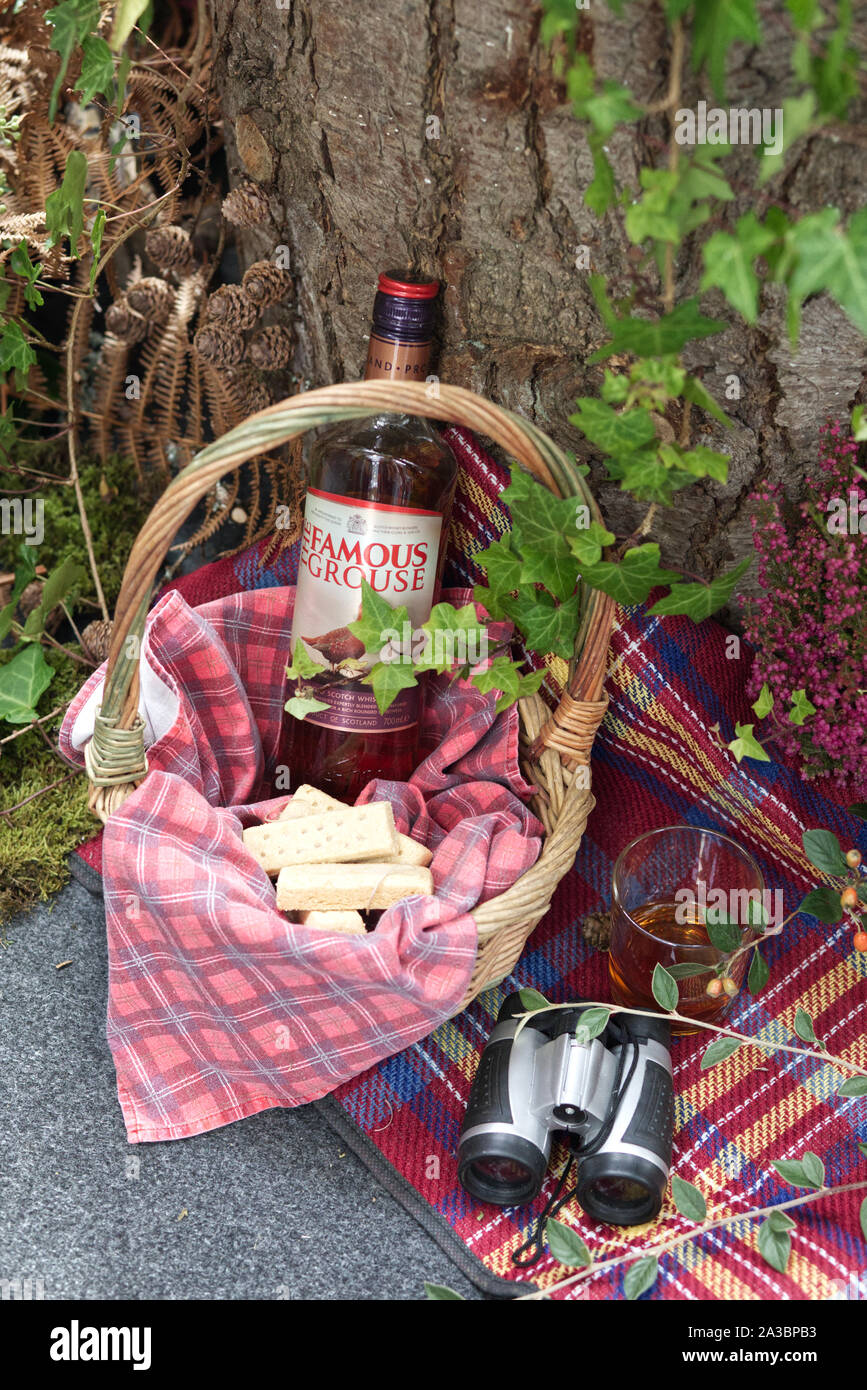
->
[211, 0, 867, 600]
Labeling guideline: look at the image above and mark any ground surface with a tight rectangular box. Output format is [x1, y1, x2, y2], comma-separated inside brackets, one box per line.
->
[0, 879, 479, 1301]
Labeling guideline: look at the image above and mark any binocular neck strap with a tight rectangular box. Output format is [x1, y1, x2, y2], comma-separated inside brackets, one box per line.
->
[510, 1157, 577, 1268]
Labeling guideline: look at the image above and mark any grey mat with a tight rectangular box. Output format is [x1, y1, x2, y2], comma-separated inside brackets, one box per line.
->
[0, 879, 480, 1300]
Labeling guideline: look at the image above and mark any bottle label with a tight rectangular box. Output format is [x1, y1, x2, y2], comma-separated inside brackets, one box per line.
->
[365, 333, 431, 381]
[290, 487, 443, 733]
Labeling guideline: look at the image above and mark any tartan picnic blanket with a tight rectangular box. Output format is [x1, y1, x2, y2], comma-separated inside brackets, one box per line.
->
[66, 425, 867, 1299]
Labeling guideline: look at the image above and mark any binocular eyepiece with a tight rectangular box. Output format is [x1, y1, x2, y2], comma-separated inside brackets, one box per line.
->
[457, 993, 674, 1227]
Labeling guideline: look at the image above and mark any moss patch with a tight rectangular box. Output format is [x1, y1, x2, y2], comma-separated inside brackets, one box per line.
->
[0, 453, 158, 924]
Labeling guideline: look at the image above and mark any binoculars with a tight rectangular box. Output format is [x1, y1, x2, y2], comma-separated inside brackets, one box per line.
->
[457, 993, 674, 1227]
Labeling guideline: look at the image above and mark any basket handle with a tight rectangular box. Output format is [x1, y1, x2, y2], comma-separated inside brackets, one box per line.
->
[87, 380, 613, 819]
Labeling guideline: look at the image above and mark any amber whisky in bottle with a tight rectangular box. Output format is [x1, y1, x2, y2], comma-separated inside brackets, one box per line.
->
[278, 272, 458, 800]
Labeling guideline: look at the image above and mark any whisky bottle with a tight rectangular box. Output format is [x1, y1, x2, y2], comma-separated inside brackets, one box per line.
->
[278, 272, 459, 801]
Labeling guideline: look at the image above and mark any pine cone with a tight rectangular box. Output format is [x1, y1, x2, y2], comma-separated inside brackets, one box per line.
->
[144, 224, 194, 272]
[104, 297, 148, 343]
[204, 283, 259, 331]
[193, 324, 246, 366]
[581, 912, 611, 952]
[81, 619, 113, 663]
[221, 181, 271, 228]
[248, 324, 293, 370]
[222, 364, 273, 414]
[126, 276, 173, 323]
[242, 259, 292, 309]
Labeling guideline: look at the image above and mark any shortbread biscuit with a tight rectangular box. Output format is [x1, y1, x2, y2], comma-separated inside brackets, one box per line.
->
[242, 801, 398, 875]
[276, 862, 434, 912]
[281, 784, 432, 868]
[298, 910, 366, 934]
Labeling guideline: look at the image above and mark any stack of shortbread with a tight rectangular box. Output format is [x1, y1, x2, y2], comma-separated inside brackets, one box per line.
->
[242, 785, 433, 935]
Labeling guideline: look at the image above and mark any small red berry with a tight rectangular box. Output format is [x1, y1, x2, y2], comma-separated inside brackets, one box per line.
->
[846, 849, 862, 869]
[706, 978, 724, 998]
[853, 932, 867, 952]
[841, 886, 859, 910]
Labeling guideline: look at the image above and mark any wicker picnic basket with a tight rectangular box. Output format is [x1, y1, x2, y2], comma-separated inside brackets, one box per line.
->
[84, 380, 615, 1010]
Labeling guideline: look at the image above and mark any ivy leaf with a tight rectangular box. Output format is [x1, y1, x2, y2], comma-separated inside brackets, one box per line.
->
[793, 1007, 816, 1044]
[691, 0, 761, 99]
[283, 694, 330, 721]
[579, 543, 679, 607]
[569, 518, 615, 567]
[758, 91, 818, 184]
[752, 683, 774, 720]
[757, 1216, 791, 1274]
[671, 1175, 707, 1222]
[0, 644, 54, 723]
[589, 298, 725, 362]
[623, 1255, 658, 1301]
[286, 642, 323, 681]
[76, 34, 115, 106]
[413, 601, 485, 675]
[838, 1076, 867, 1099]
[518, 987, 550, 1011]
[0, 319, 36, 386]
[423, 1283, 464, 1300]
[363, 659, 419, 715]
[348, 577, 410, 657]
[700, 1036, 741, 1070]
[802, 828, 848, 877]
[46, 0, 100, 122]
[570, 398, 658, 456]
[519, 549, 579, 604]
[700, 213, 776, 322]
[474, 536, 523, 598]
[748, 947, 770, 995]
[582, 81, 643, 140]
[727, 722, 771, 763]
[45, 149, 88, 256]
[501, 589, 580, 659]
[650, 558, 751, 621]
[658, 443, 729, 484]
[797, 887, 843, 923]
[651, 963, 679, 1013]
[771, 1152, 825, 1189]
[788, 689, 816, 726]
[546, 1218, 593, 1269]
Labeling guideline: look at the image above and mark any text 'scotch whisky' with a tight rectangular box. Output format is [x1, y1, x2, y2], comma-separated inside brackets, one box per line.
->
[278, 272, 459, 801]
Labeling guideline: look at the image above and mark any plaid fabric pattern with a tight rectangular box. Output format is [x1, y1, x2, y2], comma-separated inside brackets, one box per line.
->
[66, 424, 866, 1296]
[334, 607, 867, 1300]
[59, 583, 541, 1143]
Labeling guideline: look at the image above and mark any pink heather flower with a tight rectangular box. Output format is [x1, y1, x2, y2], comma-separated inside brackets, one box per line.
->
[743, 422, 867, 794]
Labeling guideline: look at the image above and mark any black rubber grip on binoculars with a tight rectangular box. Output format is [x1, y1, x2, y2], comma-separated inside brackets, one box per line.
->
[620, 1012, 671, 1048]
[464, 1040, 513, 1127]
[621, 1058, 674, 1165]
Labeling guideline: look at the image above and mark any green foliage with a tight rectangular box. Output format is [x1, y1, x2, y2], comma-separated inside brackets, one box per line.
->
[0, 644, 54, 722]
[45, 0, 101, 122]
[671, 1175, 707, 1222]
[802, 828, 848, 876]
[546, 1219, 592, 1268]
[45, 149, 88, 255]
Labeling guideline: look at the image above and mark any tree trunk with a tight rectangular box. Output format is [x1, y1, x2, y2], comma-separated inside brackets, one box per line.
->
[210, 0, 867, 599]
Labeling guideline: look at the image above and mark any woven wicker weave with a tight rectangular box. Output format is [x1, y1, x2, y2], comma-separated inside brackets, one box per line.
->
[85, 381, 615, 1009]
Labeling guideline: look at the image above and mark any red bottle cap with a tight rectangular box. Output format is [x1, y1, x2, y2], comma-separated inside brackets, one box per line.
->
[377, 272, 440, 300]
